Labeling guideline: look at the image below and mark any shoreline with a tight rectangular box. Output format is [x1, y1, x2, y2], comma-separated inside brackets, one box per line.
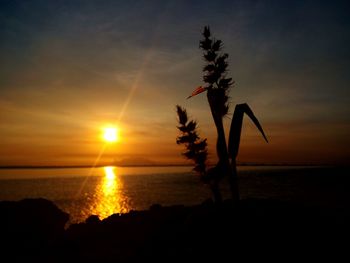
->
[1, 197, 349, 262]
[0, 163, 337, 169]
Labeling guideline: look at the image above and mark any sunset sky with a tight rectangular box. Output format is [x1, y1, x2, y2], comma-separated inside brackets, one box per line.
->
[1, 0, 349, 166]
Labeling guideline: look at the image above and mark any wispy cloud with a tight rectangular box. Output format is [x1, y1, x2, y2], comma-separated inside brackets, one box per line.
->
[0, 1, 349, 165]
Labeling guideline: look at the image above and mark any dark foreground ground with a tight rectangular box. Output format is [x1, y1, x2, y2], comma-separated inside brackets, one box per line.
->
[1, 197, 349, 262]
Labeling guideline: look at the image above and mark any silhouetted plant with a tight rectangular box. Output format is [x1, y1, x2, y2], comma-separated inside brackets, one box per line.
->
[176, 106, 207, 175]
[176, 105, 222, 203]
[176, 26, 268, 203]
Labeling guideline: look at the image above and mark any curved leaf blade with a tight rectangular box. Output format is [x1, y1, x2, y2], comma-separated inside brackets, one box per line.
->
[228, 103, 268, 159]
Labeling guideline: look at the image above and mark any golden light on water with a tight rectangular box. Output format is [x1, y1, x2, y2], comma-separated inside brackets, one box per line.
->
[104, 166, 115, 180]
[102, 166, 117, 198]
[88, 166, 130, 220]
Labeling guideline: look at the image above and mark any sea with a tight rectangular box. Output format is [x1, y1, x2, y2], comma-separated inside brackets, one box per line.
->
[0, 166, 348, 224]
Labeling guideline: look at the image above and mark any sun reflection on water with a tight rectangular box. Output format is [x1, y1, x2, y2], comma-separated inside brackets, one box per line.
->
[88, 166, 131, 220]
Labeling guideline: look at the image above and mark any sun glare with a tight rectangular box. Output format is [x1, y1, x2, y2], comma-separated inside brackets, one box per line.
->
[104, 166, 116, 180]
[102, 126, 119, 143]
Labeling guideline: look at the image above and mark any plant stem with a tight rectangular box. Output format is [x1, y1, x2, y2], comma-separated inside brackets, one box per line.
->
[207, 93, 239, 201]
[229, 159, 240, 202]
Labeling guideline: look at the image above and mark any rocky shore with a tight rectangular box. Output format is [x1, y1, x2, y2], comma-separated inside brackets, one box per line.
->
[1, 198, 349, 262]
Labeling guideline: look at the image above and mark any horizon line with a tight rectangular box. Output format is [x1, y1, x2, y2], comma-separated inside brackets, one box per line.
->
[0, 163, 338, 169]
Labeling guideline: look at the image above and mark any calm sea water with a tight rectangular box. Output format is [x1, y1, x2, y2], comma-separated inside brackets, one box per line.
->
[0, 166, 348, 224]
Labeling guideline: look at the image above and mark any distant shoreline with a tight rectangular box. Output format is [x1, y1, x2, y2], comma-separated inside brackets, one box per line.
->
[0, 164, 191, 169]
[0, 163, 335, 169]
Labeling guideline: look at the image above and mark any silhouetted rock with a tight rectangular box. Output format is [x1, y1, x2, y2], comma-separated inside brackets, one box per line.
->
[150, 203, 162, 211]
[1, 198, 349, 262]
[85, 215, 100, 224]
[61, 198, 349, 262]
[0, 198, 69, 262]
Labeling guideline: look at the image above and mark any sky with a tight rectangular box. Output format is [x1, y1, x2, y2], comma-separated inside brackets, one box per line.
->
[0, 0, 349, 166]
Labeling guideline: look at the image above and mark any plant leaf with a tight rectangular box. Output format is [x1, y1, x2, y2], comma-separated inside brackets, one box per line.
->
[228, 103, 268, 159]
[176, 105, 188, 125]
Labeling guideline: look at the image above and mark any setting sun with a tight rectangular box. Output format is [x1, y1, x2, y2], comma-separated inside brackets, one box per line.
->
[102, 126, 119, 143]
